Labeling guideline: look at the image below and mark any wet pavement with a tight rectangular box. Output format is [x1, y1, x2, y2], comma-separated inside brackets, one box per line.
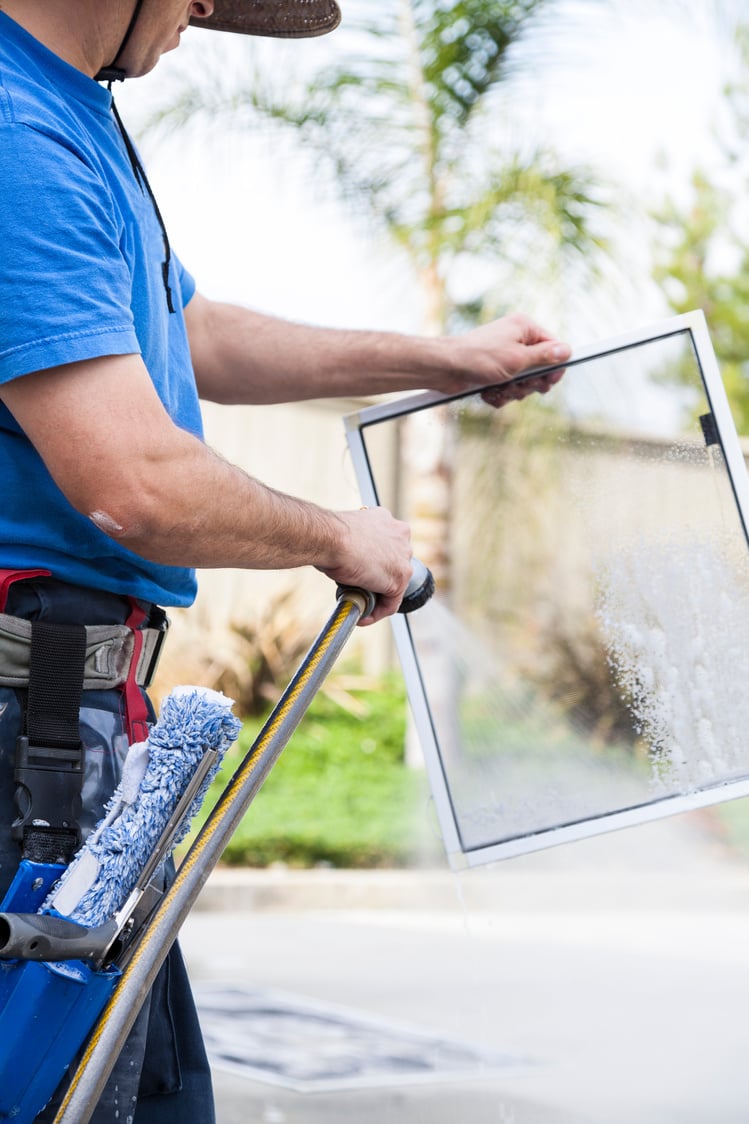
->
[180, 810, 749, 1124]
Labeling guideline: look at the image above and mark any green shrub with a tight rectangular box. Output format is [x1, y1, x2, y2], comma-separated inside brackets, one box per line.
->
[710, 799, 749, 860]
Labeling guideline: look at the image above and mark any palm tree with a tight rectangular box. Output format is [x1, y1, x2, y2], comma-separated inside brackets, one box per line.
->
[153, 0, 606, 334]
[150, 0, 608, 587]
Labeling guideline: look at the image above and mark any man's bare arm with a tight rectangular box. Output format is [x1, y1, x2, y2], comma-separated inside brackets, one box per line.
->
[0, 353, 413, 622]
[185, 293, 570, 406]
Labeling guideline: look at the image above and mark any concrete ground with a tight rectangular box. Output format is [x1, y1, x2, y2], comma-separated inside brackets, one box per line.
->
[181, 808, 749, 1124]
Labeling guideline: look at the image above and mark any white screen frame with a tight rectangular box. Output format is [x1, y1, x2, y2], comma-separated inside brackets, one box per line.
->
[344, 311, 749, 868]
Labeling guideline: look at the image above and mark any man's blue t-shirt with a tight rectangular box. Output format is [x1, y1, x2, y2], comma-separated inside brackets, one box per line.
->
[0, 13, 202, 607]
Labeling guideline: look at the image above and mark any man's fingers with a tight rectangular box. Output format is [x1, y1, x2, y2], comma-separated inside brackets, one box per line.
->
[479, 363, 566, 410]
[518, 369, 566, 395]
[358, 591, 402, 626]
[525, 340, 571, 368]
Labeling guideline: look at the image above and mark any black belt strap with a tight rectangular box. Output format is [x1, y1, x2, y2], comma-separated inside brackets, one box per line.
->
[27, 621, 86, 748]
[12, 621, 87, 864]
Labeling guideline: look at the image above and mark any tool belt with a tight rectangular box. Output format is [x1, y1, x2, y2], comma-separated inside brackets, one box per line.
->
[0, 568, 169, 866]
[0, 613, 166, 691]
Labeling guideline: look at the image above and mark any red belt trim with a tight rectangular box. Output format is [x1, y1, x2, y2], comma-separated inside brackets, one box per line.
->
[124, 599, 151, 744]
[0, 568, 52, 613]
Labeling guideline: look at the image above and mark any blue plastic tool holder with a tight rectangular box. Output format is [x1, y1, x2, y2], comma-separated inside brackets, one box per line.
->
[0, 860, 120, 1123]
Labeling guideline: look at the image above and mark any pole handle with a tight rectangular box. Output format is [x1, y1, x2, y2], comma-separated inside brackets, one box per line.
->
[336, 558, 434, 617]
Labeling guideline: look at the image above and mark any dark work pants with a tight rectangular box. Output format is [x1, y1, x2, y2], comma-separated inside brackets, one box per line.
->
[0, 579, 215, 1124]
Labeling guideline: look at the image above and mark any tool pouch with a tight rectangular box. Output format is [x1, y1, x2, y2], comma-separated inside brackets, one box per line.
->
[0, 860, 120, 1124]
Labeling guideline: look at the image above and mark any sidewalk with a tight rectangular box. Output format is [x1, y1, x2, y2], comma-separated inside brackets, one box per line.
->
[181, 808, 749, 1123]
[193, 814, 749, 916]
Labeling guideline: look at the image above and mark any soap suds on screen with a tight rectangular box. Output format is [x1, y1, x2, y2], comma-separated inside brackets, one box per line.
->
[596, 536, 749, 792]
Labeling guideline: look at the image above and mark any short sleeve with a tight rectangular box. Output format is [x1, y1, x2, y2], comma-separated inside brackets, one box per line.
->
[0, 121, 140, 383]
[176, 256, 196, 308]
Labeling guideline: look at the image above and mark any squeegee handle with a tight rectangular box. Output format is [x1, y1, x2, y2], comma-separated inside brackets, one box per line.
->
[0, 911, 118, 963]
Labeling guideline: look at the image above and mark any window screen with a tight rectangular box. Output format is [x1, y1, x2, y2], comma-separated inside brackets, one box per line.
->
[345, 313, 749, 867]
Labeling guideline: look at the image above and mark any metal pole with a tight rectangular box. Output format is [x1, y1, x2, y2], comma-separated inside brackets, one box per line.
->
[53, 588, 372, 1124]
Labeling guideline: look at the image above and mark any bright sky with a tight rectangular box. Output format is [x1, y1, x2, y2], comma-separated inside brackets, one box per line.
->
[117, 3, 739, 349]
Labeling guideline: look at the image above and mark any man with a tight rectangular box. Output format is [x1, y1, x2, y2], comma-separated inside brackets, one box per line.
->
[0, 1, 570, 1119]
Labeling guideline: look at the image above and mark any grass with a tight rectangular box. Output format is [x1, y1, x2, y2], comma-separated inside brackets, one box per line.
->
[183, 674, 443, 869]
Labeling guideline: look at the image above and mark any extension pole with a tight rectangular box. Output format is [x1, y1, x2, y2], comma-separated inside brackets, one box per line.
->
[53, 587, 374, 1124]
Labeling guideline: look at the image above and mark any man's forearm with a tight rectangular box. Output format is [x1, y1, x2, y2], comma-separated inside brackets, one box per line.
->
[91, 431, 345, 571]
[186, 296, 571, 407]
[187, 294, 454, 405]
[87, 428, 414, 622]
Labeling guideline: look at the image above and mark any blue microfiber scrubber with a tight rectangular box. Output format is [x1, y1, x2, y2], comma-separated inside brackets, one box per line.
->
[44, 686, 241, 928]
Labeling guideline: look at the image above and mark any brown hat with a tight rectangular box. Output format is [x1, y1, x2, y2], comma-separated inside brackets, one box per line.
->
[191, 0, 342, 38]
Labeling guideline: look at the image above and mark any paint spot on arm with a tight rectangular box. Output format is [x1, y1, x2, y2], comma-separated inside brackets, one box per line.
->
[89, 510, 125, 536]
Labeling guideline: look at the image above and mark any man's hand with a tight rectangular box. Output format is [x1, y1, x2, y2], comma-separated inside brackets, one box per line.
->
[317, 507, 414, 626]
[438, 312, 570, 403]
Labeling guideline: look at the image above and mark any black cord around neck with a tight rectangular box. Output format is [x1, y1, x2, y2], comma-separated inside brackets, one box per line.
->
[94, 0, 144, 84]
[110, 92, 175, 315]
